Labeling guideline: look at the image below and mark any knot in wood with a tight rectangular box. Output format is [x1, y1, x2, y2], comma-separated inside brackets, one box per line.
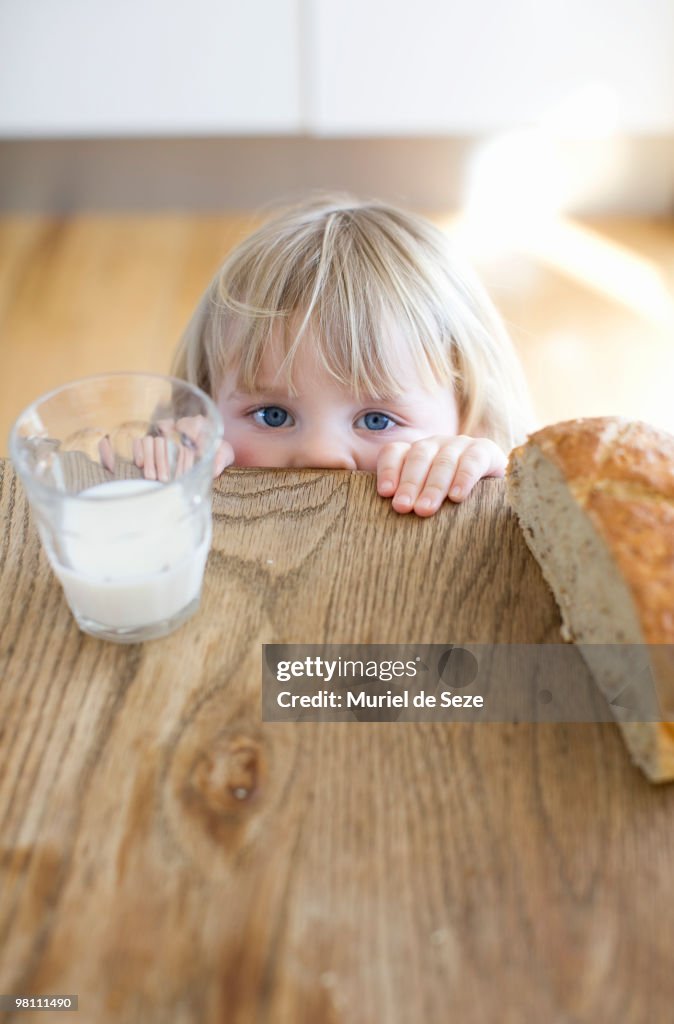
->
[188, 735, 264, 817]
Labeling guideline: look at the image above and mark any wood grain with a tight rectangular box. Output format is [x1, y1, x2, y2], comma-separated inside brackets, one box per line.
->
[2, 458, 674, 1023]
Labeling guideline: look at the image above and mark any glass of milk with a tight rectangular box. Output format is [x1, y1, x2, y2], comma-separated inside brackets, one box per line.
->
[8, 372, 225, 643]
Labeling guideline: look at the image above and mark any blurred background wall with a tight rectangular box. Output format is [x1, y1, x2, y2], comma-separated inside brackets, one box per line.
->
[1, 0, 673, 214]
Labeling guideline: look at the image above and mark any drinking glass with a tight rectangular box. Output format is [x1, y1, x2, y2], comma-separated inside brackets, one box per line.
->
[8, 372, 224, 643]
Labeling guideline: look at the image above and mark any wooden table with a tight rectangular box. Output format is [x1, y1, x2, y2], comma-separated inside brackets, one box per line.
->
[2, 457, 674, 1023]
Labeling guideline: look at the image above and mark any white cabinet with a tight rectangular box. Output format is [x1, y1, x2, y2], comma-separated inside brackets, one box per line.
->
[306, 0, 674, 134]
[0, 0, 302, 135]
[2, 0, 673, 137]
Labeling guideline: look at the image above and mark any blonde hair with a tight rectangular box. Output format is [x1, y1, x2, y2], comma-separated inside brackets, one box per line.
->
[172, 192, 537, 451]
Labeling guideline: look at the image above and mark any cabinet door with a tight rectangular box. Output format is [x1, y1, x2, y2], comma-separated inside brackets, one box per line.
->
[307, 0, 674, 134]
[0, 0, 301, 135]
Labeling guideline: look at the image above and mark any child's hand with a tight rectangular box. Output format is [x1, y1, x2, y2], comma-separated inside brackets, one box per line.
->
[98, 416, 234, 481]
[376, 435, 507, 516]
[131, 417, 234, 481]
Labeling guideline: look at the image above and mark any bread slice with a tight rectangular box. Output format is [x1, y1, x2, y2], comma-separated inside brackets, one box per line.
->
[505, 416, 674, 782]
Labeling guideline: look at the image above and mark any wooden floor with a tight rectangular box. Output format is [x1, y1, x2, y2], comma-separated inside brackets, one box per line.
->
[2, 212, 674, 454]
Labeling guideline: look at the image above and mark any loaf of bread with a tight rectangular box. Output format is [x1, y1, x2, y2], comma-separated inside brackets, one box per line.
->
[505, 416, 674, 782]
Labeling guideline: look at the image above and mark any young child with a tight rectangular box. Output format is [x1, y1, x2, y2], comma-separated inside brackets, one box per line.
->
[149, 194, 537, 517]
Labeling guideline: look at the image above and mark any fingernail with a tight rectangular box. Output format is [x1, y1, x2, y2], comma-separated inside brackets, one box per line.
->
[450, 485, 462, 499]
[395, 494, 412, 506]
[417, 497, 433, 509]
[379, 479, 394, 492]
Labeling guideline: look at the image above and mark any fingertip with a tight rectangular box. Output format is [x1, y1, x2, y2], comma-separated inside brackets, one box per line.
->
[392, 494, 413, 513]
[213, 442, 234, 477]
[98, 435, 115, 473]
[414, 505, 438, 517]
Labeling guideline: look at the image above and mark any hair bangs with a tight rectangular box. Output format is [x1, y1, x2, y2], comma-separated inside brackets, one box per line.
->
[230, 214, 459, 402]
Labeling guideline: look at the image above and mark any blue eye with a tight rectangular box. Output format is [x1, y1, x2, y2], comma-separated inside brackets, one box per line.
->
[357, 412, 394, 431]
[252, 406, 293, 428]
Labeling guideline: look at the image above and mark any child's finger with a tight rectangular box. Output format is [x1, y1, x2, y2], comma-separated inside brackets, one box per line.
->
[133, 436, 144, 468]
[376, 442, 411, 497]
[390, 439, 440, 514]
[213, 441, 235, 477]
[142, 436, 158, 480]
[448, 442, 498, 502]
[98, 435, 115, 473]
[181, 447, 195, 476]
[175, 443, 186, 478]
[413, 439, 467, 515]
[154, 436, 170, 483]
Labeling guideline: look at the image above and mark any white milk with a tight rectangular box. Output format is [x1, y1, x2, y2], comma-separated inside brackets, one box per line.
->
[49, 479, 210, 629]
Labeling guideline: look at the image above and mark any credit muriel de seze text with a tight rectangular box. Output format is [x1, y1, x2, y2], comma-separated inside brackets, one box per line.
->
[279, 690, 482, 710]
